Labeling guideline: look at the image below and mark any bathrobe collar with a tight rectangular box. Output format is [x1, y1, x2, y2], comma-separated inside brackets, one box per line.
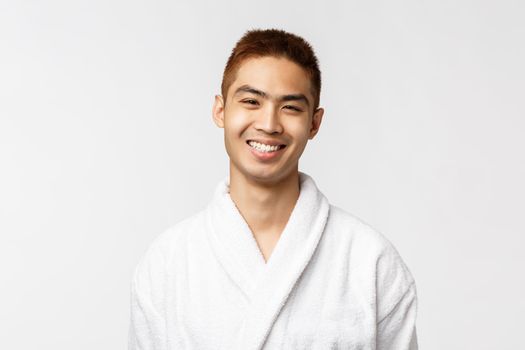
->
[205, 171, 330, 350]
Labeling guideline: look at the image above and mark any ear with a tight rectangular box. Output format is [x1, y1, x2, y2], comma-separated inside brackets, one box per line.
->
[212, 94, 225, 128]
[308, 107, 324, 139]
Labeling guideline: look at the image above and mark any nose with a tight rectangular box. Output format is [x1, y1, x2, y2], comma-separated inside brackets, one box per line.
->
[255, 105, 283, 135]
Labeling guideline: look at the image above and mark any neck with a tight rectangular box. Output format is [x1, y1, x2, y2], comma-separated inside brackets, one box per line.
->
[228, 165, 300, 237]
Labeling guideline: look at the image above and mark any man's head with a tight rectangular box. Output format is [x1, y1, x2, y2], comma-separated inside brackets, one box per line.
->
[221, 28, 322, 112]
[212, 29, 324, 185]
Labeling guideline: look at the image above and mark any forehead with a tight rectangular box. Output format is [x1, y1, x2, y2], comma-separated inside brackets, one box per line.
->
[229, 56, 312, 98]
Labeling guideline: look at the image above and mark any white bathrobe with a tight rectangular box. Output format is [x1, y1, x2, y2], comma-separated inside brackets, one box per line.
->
[129, 172, 418, 350]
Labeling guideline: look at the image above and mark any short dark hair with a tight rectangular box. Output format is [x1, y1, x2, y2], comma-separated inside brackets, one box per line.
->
[221, 28, 322, 110]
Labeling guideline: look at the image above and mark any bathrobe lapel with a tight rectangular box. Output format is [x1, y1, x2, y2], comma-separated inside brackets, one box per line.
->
[205, 171, 330, 350]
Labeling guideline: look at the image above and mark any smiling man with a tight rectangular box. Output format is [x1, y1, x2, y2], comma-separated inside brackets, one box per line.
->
[129, 29, 418, 350]
[212, 54, 324, 263]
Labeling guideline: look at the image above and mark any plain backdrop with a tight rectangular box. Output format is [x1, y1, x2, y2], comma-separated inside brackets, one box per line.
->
[1, 0, 524, 349]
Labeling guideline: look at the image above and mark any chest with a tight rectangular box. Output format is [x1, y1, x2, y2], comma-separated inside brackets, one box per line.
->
[167, 255, 376, 349]
[253, 232, 281, 263]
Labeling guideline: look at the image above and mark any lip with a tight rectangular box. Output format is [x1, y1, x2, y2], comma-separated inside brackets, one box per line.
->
[246, 140, 286, 161]
[246, 139, 286, 147]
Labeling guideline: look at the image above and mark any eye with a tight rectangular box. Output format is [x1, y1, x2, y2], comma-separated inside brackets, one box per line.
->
[241, 99, 259, 105]
[283, 105, 302, 112]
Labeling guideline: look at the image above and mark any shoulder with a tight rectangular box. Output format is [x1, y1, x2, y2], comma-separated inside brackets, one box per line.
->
[141, 209, 207, 262]
[326, 204, 417, 320]
[132, 209, 206, 284]
[326, 204, 406, 258]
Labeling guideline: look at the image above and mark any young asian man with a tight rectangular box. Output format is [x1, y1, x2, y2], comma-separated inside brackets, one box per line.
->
[129, 28, 418, 350]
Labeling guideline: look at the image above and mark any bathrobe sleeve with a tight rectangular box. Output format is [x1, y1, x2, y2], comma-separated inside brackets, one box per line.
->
[128, 236, 169, 350]
[375, 240, 419, 350]
[376, 282, 418, 349]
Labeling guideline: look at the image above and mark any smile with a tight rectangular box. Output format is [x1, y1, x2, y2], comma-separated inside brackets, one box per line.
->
[247, 140, 286, 152]
[246, 140, 287, 161]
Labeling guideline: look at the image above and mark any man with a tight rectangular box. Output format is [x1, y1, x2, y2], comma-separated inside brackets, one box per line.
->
[129, 28, 418, 350]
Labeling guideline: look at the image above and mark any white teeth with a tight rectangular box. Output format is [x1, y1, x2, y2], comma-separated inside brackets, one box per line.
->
[248, 141, 282, 153]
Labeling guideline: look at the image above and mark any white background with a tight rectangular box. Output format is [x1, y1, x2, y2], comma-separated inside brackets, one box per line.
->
[1, 0, 524, 349]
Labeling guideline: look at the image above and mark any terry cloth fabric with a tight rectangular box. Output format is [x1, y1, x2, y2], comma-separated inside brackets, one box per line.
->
[128, 171, 418, 350]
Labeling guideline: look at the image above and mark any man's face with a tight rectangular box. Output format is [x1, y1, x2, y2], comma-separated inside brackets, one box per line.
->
[212, 56, 324, 185]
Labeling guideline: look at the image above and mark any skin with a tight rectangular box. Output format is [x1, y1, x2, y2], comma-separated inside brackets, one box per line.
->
[212, 56, 324, 263]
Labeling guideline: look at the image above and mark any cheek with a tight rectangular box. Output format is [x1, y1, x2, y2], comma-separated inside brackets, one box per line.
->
[286, 120, 311, 141]
[225, 109, 251, 133]
[223, 116, 248, 150]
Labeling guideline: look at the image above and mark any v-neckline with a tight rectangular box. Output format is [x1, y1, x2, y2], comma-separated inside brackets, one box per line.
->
[227, 194, 294, 267]
[204, 171, 331, 349]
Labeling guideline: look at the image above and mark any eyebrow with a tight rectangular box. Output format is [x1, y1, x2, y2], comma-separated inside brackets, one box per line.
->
[233, 84, 310, 107]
